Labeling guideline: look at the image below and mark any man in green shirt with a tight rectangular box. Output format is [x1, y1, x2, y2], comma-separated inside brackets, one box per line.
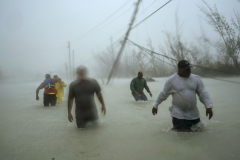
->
[130, 71, 152, 101]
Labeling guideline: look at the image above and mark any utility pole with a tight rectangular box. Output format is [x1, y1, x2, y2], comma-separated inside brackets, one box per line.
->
[65, 63, 68, 81]
[72, 50, 74, 80]
[107, 0, 141, 85]
[68, 41, 72, 81]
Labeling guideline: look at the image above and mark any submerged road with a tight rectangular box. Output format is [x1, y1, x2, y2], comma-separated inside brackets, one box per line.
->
[0, 78, 240, 160]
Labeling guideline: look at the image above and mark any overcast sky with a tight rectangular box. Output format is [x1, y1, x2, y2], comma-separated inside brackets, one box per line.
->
[0, 0, 239, 77]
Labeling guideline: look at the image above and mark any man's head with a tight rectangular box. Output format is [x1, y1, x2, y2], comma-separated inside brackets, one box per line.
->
[138, 71, 143, 79]
[53, 75, 58, 78]
[77, 65, 88, 80]
[45, 74, 51, 79]
[177, 60, 192, 77]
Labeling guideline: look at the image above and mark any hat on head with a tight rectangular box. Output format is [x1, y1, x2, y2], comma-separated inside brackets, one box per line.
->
[178, 60, 192, 69]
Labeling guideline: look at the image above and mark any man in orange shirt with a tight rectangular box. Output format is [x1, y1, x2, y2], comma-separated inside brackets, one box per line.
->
[36, 74, 59, 106]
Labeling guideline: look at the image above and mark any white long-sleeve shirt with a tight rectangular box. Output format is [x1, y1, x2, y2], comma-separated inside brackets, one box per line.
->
[153, 73, 213, 120]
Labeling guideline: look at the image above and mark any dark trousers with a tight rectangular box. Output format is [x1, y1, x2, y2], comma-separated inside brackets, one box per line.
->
[76, 117, 98, 128]
[43, 94, 56, 106]
[134, 95, 148, 101]
[172, 117, 200, 132]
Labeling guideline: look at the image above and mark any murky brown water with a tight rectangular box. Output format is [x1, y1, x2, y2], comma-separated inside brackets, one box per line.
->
[0, 77, 240, 160]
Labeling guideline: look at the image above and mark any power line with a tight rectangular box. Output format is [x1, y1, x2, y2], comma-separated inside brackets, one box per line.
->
[110, 0, 160, 39]
[81, 6, 134, 40]
[75, 0, 161, 44]
[132, 0, 173, 29]
[2, 1, 132, 58]
[127, 39, 177, 61]
[107, 0, 142, 85]
[2, 0, 163, 59]
[127, 40, 240, 85]
[126, 40, 175, 67]
[138, 0, 158, 15]
[73, 0, 160, 44]
[150, 51, 240, 85]
[24, 0, 151, 60]
[75, 0, 132, 41]
[80, 36, 123, 64]
[127, 39, 240, 76]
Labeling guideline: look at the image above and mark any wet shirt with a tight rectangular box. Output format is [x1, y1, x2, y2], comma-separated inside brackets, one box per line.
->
[68, 78, 101, 119]
[153, 73, 213, 120]
[38, 78, 58, 94]
[130, 77, 149, 97]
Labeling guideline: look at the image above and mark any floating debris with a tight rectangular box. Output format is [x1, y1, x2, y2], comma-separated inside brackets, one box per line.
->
[146, 76, 155, 82]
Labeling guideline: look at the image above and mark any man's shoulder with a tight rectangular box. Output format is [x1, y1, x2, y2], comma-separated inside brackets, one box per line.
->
[190, 74, 201, 81]
[87, 78, 101, 91]
[89, 78, 97, 82]
[70, 79, 79, 87]
[131, 77, 138, 81]
[142, 78, 147, 82]
[85, 78, 99, 84]
[191, 74, 200, 77]
[130, 77, 138, 84]
[167, 73, 178, 81]
[39, 82, 45, 87]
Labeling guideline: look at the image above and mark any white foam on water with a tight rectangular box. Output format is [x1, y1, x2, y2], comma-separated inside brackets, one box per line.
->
[136, 100, 148, 102]
[190, 120, 207, 132]
[162, 126, 173, 132]
[85, 120, 101, 128]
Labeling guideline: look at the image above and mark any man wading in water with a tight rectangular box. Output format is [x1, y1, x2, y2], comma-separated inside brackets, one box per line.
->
[68, 66, 106, 128]
[130, 71, 152, 101]
[36, 74, 59, 106]
[152, 60, 213, 132]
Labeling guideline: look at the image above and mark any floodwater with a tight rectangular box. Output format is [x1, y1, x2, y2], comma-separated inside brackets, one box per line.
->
[0, 77, 240, 160]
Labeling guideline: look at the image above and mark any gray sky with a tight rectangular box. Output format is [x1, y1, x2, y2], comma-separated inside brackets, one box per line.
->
[0, 0, 239, 77]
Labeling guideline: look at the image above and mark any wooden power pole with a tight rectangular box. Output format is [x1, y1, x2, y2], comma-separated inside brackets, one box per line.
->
[65, 62, 68, 81]
[107, 0, 141, 84]
[72, 50, 74, 80]
[68, 41, 72, 81]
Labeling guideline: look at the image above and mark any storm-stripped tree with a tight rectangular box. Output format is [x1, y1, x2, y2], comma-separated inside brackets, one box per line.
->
[199, 0, 240, 72]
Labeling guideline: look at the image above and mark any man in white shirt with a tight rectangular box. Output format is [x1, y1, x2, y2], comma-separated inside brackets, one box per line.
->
[152, 60, 213, 132]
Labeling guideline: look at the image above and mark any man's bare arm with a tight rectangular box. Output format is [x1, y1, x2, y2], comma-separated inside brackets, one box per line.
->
[68, 99, 74, 122]
[196, 77, 213, 120]
[144, 80, 152, 97]
[147, 90, 152, 97]
[96, 92, 106, 115]
[36, 86, 41, 100]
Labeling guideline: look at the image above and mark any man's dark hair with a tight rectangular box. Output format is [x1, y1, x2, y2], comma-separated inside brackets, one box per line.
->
[138, 71, 142, 75]
[53, 75, 58, 78]
[77, 65, 87, 72]
[45, 74, 51, 79]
